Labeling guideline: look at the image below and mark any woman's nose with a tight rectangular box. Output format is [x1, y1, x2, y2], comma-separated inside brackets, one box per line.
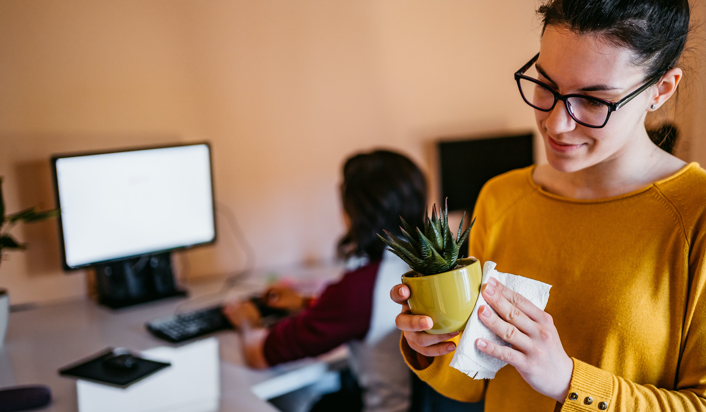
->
[543, 101, 577, 135]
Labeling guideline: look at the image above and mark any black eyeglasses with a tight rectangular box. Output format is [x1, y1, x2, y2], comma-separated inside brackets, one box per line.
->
[515, 53, 662, 128]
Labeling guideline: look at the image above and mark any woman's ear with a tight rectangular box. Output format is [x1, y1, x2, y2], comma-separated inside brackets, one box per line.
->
[649, 68, 683, 111]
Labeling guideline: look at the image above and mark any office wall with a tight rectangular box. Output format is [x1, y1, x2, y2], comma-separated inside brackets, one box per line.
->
[0, 1, 702, 305]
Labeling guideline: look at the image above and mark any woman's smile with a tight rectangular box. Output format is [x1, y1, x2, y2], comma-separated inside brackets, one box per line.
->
[546, 135, 586, 154]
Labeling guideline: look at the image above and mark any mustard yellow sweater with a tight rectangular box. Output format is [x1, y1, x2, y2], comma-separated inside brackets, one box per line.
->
[403, 163, 706, 411]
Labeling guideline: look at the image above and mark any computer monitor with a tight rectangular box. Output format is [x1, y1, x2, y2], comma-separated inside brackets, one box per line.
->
[438, 132, 534, 212]
[52, 143, 217, 308]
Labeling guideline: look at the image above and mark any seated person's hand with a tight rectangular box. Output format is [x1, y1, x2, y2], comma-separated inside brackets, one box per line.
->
[390, 284, 460, 369]
[222, 300, 262, 329]
[263, 284, 306, 311]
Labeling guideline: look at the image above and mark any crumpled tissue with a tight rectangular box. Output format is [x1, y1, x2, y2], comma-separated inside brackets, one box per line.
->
[449, 261, 552, 379]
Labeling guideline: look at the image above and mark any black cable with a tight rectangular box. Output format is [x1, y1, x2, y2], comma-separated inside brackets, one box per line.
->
[215, 200, 257, 288]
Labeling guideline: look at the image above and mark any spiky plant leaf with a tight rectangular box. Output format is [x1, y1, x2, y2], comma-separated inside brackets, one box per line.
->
[456, 212, 466, 243]
[399, 217, 415, 239]
[416, 228, 434, 261]
[442, 227, 458, 265]
[399, 225, 420, 251]
[378, 199, 476, 276]
[378, 232, 423, 267]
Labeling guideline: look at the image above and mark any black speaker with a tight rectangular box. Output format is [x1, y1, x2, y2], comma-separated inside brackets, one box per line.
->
[94, 252, 186, 309]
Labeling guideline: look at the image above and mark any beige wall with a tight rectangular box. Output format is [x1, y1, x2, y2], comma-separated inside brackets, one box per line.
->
[1, 1, 702, 305]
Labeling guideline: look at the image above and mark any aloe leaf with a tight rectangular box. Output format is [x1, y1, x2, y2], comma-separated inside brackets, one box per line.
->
[386, 248, 416, 269]
[400, 217, 415, 239]
[379, 231, 423, 265]
[456, 212, 466, 243]
[8, 207, 37, 223]
[456, 226, 471, 252]
[416, 228, 433, 260]
[426, 217, 443, 251]
[400, 228, 421, 255]
[24, 209, 59, 223]
[384, 230, 415, 254]
[442, 228, 456, 263]
[425, 247, 451, 274]
[443, 198, 449, 230]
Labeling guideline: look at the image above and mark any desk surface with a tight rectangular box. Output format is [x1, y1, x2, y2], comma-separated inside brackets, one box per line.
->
[0, 266, 347, 412]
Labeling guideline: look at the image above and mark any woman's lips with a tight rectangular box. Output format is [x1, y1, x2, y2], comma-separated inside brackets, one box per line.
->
[547, 136, 585, 153]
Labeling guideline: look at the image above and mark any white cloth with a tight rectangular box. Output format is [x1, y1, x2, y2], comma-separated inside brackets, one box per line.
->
[348, 250, 411, 412]
[450, 261, 552, 379]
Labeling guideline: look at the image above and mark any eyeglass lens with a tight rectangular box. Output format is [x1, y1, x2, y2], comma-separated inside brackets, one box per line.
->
[518, 63, 610, 127]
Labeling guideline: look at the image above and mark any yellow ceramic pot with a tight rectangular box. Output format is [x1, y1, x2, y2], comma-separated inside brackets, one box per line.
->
[401, 257, 482, 334]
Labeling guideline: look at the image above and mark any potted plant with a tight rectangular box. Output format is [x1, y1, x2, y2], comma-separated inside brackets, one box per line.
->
[379, 201, 482, 334]
[0, 177, 59, 347]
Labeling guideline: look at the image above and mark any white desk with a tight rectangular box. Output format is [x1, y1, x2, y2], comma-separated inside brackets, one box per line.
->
[0, 267, 348, 412]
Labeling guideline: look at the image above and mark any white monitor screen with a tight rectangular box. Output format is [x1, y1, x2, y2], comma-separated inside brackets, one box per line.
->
[54, 144, 216, 269]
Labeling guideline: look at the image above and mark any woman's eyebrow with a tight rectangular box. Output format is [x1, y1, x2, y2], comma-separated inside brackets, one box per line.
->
[535, 63, 620, 92]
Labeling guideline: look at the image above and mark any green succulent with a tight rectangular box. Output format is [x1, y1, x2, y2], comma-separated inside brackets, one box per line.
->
[378, 200, 474, 276]
[0, 177, 59, 257]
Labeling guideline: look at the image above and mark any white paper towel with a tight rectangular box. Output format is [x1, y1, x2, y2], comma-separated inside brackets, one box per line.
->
[450, 261, 551, 379]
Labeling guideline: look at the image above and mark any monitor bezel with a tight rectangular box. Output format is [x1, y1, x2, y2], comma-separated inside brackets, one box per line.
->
[51, 142, 218, 271]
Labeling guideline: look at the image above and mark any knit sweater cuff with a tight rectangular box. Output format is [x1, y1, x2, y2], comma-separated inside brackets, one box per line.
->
[558, 358, 614, 412]
[399, 333, 460, 380]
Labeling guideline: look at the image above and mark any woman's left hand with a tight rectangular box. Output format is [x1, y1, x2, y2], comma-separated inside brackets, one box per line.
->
[476, 277, 574, 403]
[223, 300, 262, 330]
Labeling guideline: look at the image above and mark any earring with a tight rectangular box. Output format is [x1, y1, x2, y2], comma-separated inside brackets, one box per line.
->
[651, 104, 657, 110]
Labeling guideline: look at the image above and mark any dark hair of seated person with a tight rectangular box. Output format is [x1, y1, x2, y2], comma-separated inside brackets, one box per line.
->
[337, 149, 427, 261]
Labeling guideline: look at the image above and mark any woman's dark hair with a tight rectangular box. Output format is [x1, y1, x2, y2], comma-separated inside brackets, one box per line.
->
[337, 150, 427, 261]
[647, 122, 680, 154]
[538, 0, 691, 80]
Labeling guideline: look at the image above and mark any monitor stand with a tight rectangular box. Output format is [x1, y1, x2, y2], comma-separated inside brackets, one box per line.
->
[93, 252, 187, 309]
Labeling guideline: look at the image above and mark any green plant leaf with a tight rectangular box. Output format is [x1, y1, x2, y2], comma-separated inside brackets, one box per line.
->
[0, 235, 26, 250]
[456, 226, 471, 253]
[425, 216, 443, 252]
[23, 209, 60, 223]
[8, 207, 37, 223]
[416, 228, 433, 260]
[385, 248, 416, 269]
[423, 247, 451, 275]
[442, 228, 457, 264]
[456, 212, 466, 243]
[399, 217, 415, 239]
[378, 232, 422, 266]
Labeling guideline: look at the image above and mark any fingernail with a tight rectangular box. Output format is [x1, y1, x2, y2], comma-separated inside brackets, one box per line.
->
[451, 331, 460, 336]
[447, 343, 456, 351]
[477, 339, 487, 348]
[481, 306, 491, 318]
[489, 277, 498, 287]
[486, 285, 495, 296]
[420, 318, 431, 329]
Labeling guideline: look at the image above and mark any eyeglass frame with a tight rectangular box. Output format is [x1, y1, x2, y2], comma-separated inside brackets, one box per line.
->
[514, 53, 664, 129]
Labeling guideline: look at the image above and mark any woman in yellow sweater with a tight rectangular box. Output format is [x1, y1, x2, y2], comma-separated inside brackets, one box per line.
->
[392, 0, 706, 411]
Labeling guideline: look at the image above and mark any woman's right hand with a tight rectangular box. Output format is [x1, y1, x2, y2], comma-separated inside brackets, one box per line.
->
[390, 284, 460, 363]
[263, 284, 305, 311]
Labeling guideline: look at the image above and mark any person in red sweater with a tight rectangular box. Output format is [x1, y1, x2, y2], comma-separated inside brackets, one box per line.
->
[223, 149, 427, 412]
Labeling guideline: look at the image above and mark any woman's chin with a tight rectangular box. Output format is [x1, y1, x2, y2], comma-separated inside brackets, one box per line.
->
[545, 153, 590, 174]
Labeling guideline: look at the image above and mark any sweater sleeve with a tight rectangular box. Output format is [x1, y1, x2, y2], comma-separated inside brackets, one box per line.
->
[263, 260, 380, 366]
[559, 221, 706, 412]
[401, 333, 488, 402]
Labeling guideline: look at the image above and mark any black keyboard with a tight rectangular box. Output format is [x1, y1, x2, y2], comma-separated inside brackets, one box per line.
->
[146, 306, 231, 343]
[146, 298, 289, 343]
